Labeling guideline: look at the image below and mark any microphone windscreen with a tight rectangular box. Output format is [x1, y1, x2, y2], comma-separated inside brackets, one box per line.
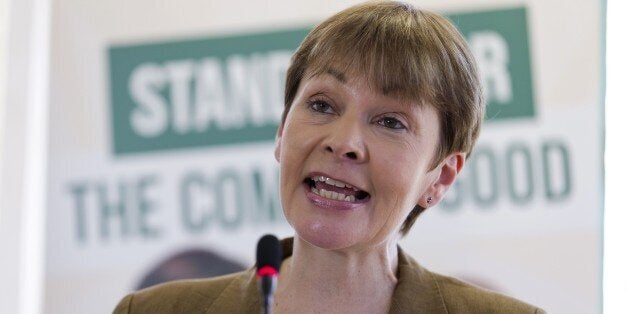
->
[256, 234, 282, 272]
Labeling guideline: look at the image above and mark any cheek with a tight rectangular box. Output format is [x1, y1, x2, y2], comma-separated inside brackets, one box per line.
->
[274, 140, 281, 162]
[278, 122, 313, 200]
[374, 153, 428, 207]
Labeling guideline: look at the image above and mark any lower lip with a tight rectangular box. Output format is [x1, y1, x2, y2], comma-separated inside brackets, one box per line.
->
[302, 182, 365, 211]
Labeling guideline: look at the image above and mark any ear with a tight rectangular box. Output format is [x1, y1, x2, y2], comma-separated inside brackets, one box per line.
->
[420, 152, 465, 207]
[274, 123, 284, 162]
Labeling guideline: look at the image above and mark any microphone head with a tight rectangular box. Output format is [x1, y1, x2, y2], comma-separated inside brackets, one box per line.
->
[256, 234, 282, 276]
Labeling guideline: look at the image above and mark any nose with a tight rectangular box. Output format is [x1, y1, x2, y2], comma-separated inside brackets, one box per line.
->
[322, 115, 368, 163]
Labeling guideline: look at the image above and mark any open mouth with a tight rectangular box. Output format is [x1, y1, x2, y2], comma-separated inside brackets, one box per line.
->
[304, 175, 370, 202]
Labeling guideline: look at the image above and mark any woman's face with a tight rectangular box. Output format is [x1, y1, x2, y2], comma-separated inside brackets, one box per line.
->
[275, 69, 453, 251]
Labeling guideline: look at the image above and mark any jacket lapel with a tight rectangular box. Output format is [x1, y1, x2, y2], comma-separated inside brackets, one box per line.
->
[204, 268, 260, 313]
[388, 248, 449, 314]
[204, 238, 293, 313]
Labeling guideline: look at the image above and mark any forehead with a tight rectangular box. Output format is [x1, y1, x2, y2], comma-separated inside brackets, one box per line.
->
[301, 30, 433, 105]
[303, 67, 425, 109]
[306, 47, 432, 99]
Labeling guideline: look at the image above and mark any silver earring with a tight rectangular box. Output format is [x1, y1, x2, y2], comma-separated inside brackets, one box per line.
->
[427, 196, 433, 204]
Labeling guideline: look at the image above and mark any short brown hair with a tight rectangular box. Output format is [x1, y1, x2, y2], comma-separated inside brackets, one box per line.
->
[282, 1, 484, 235]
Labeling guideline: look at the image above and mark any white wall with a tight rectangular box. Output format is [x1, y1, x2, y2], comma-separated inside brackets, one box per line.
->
[0, 0, 49, 313]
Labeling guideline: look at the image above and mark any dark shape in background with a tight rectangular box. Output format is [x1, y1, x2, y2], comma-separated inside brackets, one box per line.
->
[136, 248, 247, 290]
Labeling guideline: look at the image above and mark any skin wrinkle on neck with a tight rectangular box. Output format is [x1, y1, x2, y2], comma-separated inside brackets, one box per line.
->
[274, 236, 399, 313]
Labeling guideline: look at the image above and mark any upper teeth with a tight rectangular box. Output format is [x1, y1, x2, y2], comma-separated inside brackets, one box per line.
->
[311, 176, 358, 191]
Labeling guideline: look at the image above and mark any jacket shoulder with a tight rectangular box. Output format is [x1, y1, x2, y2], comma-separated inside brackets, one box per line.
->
[113, 271, 246, 314]
[430, 271, 545, 314]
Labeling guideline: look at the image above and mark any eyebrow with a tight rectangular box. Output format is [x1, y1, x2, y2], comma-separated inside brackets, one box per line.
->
[326, 68, 346, 83]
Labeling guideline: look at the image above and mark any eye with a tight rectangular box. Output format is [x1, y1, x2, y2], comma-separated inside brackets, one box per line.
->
[307, 99, 335, 114]
[377, 116, 407, 130]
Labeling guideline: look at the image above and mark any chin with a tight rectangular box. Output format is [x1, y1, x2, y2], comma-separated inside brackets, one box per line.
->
[293, 218, 367, 251]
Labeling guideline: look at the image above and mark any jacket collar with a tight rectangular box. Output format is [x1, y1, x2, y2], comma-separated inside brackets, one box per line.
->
[389, 246, 448, 313]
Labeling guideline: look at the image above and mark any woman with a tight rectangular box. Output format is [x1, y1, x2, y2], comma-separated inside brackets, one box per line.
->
[115, 1, 544, 313]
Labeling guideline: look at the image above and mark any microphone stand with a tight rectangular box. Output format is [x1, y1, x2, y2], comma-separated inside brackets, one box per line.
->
[259, 275, 276, 314]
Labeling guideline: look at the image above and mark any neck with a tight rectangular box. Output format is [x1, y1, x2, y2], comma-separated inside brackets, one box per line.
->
[274, 236, 399, 314]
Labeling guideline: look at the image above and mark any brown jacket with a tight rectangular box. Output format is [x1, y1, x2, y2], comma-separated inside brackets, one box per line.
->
[114, 239, 544, 313]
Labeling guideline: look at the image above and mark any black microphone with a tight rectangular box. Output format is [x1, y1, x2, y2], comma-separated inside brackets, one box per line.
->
[256, 234, 282, 314]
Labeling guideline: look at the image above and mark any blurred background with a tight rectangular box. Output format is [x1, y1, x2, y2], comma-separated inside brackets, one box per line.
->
[1, 0, 623, 313]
